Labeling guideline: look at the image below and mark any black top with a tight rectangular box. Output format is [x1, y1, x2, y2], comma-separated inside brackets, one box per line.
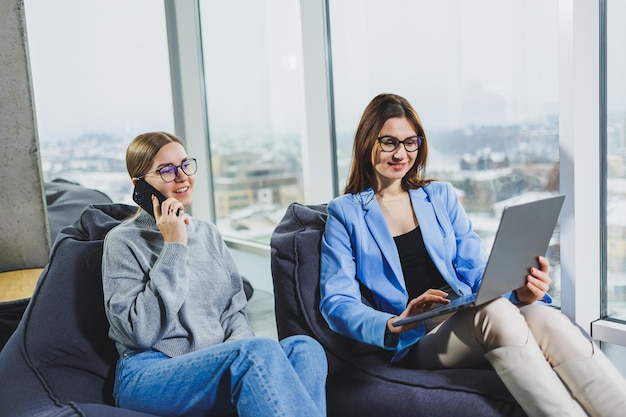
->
[393, 226, 448, 301]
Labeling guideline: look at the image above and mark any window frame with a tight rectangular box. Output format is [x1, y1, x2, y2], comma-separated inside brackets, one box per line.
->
[593, 0, 626, 345]
[164, 0, 626, 346]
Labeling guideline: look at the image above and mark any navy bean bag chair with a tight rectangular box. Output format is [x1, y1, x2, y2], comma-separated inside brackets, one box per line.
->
[0, 180, 114, 352]
[0, 204, 158, 416]
[270, 202, 527, 417]
[45, 178, 115, 242]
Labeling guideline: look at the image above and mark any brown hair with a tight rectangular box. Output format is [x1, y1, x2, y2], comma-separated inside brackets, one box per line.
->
[344, 93, 433, 195]
[126, 131, 185, 178]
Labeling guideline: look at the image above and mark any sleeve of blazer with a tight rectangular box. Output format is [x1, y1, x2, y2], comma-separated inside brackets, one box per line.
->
[319, 198, 397, 350]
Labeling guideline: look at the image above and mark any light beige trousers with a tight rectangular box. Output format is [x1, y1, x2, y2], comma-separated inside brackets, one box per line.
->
[408, 297, 592, 369]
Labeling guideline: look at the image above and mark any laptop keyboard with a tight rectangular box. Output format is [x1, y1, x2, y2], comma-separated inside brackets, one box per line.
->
[443, 293, 477, 309]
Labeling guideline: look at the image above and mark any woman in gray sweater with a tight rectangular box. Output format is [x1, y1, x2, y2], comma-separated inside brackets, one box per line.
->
[102, 131, 327, 417]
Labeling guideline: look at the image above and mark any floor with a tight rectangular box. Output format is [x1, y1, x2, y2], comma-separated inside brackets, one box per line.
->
[245, 289, 278, 340]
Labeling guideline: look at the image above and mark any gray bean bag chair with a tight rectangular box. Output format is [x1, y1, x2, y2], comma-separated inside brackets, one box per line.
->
[1, 180, 252, 351]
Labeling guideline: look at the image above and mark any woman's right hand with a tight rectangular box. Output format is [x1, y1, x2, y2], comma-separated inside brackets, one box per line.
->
[387, 289, 450, 333]
[153, 195, 189, 245]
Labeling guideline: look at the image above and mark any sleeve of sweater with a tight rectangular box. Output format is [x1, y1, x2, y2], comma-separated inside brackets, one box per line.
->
[102, 225, 189, 350]
[213, 233, 255, 340]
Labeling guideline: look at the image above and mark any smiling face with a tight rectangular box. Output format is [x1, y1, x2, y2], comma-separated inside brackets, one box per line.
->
[373, 117, 418, 187]
[141, 141, 195, 207]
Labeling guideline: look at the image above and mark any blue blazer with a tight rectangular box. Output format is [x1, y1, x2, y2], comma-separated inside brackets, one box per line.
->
[320, 181, 535, 362]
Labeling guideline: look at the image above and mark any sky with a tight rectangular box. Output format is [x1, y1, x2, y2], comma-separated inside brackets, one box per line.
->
[24, 0, 174, 141]
[23, 0, 625, 144]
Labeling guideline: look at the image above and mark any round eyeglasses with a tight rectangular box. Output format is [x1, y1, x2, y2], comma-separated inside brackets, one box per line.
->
[377, 136, 423, 153]
[141, 158, 197, 183]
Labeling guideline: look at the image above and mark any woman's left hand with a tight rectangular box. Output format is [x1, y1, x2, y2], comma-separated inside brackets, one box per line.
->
[154, 196, 189, 245]
[515, 255, 550, 304]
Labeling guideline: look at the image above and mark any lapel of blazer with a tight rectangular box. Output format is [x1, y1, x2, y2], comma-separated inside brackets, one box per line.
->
[358, 189, 406, 291]
[409, 187, 446, 264]
[412, 185, 462, 294]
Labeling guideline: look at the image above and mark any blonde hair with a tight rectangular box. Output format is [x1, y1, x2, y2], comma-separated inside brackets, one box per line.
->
[126, 131, 184, 178]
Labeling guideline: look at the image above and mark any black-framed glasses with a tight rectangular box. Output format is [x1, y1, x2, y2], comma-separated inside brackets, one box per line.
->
[377, 136, 423, 153]
[140, 158, 197, 183]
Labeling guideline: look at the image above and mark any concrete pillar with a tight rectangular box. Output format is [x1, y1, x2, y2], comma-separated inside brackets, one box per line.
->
[0, 0, 50, 272]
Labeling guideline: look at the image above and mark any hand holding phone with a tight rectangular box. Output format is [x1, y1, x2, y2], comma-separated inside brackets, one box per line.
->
[133, 178, 188, 245]
[132, 178, 168, 217]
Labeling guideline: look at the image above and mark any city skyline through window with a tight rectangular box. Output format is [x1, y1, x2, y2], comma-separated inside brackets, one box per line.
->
[329, 0, 563, 303]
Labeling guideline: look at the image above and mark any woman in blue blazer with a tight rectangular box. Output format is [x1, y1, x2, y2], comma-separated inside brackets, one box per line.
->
[320, 93, 626, 417]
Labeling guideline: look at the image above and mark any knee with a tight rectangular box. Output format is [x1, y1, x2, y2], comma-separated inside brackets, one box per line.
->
[239, 336, 281, 353]
[478, 298, 529, 348]
[520, 304, 592, 362]
[280, 335, 327, 364]
[280, 335, 328, 380]
[235, 336, 286, 364]
[522, 303, 573, 335]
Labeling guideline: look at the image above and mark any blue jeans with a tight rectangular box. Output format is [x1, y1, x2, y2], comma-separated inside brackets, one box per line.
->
[113, 335, 327, 417]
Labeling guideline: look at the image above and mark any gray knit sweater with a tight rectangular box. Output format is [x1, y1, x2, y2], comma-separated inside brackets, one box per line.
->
[102, 211, 254, 357]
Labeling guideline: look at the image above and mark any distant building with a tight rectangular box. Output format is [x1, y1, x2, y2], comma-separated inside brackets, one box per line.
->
[460, 148, 510, 171]
[212, 151, 302, 220]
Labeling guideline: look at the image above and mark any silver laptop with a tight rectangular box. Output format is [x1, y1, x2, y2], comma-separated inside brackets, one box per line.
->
[392, 194, 565, 327]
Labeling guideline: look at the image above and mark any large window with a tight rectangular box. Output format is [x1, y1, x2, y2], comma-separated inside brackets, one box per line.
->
[21, 0, 626, 344]
[25, 0, 174, 204]
[329, 0, 562, 302]
[198, 0, 305, 244]
[605, 0, 626, 321]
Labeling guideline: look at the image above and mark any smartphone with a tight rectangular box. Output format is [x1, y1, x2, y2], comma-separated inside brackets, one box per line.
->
[132, 178, 167, 217]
